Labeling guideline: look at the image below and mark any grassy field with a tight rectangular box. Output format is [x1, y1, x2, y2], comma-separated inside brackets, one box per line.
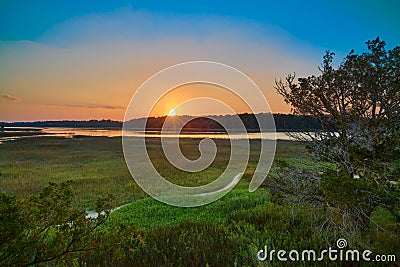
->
[1, 136, 398, 266]
[0, 136, 307, 208]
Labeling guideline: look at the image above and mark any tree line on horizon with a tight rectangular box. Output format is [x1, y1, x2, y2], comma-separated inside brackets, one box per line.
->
[1, 113, 323, 132]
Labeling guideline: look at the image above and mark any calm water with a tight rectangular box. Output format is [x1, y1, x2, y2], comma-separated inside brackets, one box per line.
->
[0, 127, 297, 143]
[43, 127, 296, 140]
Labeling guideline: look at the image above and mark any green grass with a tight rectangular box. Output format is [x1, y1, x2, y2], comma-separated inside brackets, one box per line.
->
[0, 137, 304, 208]
[108, 188, 270, 228]
[1, 136, 398, 266]
[0, 137, 142, 208]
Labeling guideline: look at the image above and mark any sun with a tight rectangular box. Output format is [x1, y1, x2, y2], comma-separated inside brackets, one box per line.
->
[168, 108, 177, 116]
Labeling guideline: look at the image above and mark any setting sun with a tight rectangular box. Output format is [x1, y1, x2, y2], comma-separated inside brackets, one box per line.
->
[168, 108, 177, 116]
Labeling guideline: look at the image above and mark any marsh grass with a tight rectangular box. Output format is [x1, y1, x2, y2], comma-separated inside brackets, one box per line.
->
[1, 136, 398, 266]
[0, 137, 139, 208]
[0, 137, 274, 208]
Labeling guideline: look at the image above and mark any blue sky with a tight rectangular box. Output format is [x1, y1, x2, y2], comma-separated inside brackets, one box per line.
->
[2, 0, 399, 51]
[1, 1, 399, 121]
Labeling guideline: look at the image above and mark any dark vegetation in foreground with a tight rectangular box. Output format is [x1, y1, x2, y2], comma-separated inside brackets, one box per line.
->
[0, 136, 398, 266]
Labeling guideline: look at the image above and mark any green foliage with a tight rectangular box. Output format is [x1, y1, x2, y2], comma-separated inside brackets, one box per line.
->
[107, 189, 270, 228]
[0, 137, 141, 209]
[108, 196, 338, 267]
[0, 193, 22, 255]
[274, 37, 400, 236]
[276, 37, 399, 177]
[129, 222, 242, 267]
[1, 137, 398, 266]
[0, 181, 143, 266]
[321, 170, 377, 208]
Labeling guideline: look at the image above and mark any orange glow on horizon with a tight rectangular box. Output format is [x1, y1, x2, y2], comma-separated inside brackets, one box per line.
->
[148, 83, 255, 118]
[167, 108, 177, 116]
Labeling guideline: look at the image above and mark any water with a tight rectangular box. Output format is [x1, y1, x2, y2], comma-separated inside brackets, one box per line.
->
[0, 127, 298, 143]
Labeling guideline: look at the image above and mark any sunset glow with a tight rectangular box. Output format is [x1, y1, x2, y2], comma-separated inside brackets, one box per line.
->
[168, 108, 177, 116]
[1, 2, 399, 122]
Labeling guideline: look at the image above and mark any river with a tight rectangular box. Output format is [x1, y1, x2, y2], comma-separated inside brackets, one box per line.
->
[0, 127, 299, 143]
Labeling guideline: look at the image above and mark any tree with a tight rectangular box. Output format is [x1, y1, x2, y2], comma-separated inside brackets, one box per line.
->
[0, 181, 143, 266]
[273, 37, 400, 235]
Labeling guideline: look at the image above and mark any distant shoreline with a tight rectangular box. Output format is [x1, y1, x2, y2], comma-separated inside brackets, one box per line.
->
[0, 126, 318, 133]
[1, 113, 323, 132]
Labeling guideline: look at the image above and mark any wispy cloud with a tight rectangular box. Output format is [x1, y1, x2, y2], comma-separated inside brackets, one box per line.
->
[65, 103, 124, 110]
[1, 94, 20, 102]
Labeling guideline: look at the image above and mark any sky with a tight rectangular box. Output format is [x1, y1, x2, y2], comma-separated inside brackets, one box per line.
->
[1, 0, 399, 122]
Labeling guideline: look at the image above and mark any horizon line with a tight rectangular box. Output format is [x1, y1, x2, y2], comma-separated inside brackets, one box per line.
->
[0, 112, 302, 124]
